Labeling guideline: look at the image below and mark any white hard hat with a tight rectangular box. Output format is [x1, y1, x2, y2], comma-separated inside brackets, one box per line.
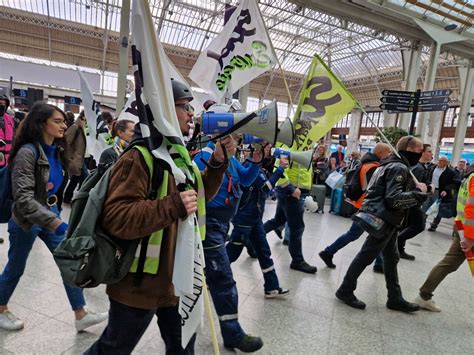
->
[304, 196, 319, 213]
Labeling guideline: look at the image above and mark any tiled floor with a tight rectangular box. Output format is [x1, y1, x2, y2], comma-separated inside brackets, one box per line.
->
[0, 200, 473, 354]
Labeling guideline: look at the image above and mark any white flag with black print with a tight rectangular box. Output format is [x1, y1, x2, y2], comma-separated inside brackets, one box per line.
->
[131, 0, 205, 347]
[189, 0, 277, 100]
[77, 69, 113, 158]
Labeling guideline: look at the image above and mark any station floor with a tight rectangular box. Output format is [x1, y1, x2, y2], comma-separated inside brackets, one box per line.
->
[0, 199, 473, 354]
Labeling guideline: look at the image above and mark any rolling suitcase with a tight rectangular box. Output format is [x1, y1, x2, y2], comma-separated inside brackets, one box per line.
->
[311, 184, 326, 213]
[330, 188, 343, 215]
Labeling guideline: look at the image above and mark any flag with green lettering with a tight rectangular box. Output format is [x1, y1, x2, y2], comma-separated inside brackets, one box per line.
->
[292, 55, 357, 151]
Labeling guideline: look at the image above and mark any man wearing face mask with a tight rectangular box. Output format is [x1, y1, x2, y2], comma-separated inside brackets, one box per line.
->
[336, 136, 427, 312]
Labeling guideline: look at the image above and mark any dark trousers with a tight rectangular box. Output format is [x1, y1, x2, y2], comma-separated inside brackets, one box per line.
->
[227, 222, 280, 292]
[64, 162, 88, 203]
[85, 299, 196, 355]
[397, 207, 426, 252]
[338, 227, 404, 300]
[263, 193, 306, 263]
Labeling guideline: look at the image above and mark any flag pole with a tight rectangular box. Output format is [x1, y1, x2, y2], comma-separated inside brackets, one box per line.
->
[356, 103, 420, 185]
[202, 268, 221, 355]
[255, 0, 295, 116]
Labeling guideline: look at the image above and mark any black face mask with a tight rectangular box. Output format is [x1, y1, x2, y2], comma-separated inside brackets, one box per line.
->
[399, 150, 422, 167]
[0, 105, 6, 117]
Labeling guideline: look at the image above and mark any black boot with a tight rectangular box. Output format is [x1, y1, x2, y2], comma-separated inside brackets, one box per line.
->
[225, 334, 264, 353]
[335, 290, 366, 309]
[399, 250, 415, 261]
[386, 298, 420, 313]
[319, 250, 336, 268]
[290, 260, 317, 274]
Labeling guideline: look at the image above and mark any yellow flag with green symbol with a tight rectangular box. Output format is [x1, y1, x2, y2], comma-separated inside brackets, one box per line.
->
[292, 54, 357, 151]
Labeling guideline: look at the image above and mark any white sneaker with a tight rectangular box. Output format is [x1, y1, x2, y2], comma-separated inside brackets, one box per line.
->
[264, 288, 290, 299]
[0, 310, 24, 330]
[414, 296, 441, 312]
[75, 311, 108, 332]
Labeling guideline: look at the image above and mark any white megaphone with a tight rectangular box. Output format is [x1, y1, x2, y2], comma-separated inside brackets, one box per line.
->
[272, 147, 313, 170]
[201, 101, 294, 146]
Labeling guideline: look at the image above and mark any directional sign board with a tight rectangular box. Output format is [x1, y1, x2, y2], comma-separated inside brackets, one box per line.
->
[380, 97, 416, 105]
[419, 97, 449, 105]
[381, 90, 416, 98]
[417, 104, 449, 112]
[379, 104, 415, 112]
[420, 89, 452, 98]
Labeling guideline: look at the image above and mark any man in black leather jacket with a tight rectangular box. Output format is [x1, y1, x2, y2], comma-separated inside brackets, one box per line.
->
[397, 144, 435, 260]
[336, 136, 427, 312]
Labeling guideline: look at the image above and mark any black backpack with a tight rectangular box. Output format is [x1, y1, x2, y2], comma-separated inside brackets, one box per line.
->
[54, 144, 163, 288]
[343, 162, 379, 201]
[343, 166, 364, 201]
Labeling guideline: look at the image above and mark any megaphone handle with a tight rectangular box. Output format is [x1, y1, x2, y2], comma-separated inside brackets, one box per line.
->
[245, 145, 264, 165]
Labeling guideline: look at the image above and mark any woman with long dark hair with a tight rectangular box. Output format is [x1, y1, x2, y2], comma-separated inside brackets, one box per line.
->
[0, 102, 107, 331]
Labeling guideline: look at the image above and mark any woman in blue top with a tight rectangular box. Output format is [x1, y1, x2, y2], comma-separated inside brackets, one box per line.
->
[0, 102, 107, 331]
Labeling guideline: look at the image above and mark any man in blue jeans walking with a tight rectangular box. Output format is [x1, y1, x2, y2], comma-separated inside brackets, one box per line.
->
[319, 143, 391, 272]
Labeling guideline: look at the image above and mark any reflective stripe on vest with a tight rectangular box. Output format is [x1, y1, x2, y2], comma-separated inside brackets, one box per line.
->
[0, 114, 14, 167]
[354, 162, 380, 209]
[129, 146, 169, 274]
[129, 146, 207, 275]
[456, 174, 474, 240]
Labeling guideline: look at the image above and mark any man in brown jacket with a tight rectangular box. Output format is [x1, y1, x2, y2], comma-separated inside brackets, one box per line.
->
[85, 81, 232, 354]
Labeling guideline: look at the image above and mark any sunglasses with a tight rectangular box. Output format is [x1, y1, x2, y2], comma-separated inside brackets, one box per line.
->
[175, 103, 194, 113]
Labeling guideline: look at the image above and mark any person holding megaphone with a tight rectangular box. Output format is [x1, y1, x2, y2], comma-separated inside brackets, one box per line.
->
[193, 104, 264, 353]
[263, 145, 317, 274]
[227, 141, 290, 299]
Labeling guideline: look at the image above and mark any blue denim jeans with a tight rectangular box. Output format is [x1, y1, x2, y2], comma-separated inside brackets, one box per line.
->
[85, 299, 195, 355]
[227, 222, 280, 292]
[264, 192, 306, 263]
[0, 206, 85, 310]
[203, 213, 245, 347]
[325, 221, 383, 267]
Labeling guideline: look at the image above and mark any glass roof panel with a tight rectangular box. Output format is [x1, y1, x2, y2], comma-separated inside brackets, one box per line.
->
[0, 0, 423, 79]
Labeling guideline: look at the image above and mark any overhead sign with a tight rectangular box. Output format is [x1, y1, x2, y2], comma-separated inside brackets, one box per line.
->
[380, 96, 450, 106]
[417, 104, 449, 112]
[381, 90, 416, 98]
[379, 103, 449, 113]
[380, 97, 416, 105]
[379, 103, 414, 112]
[64, 96, 81, 105]
[420, 89, 452, 98]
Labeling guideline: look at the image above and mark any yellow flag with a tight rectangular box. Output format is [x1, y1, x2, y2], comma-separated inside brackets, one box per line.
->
[292, 55, 357, 151]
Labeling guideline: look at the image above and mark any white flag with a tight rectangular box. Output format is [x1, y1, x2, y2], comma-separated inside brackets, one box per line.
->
[77, 70, 113, 158]
[117, 94, 139, 124]
[189, 0, 277, 100]
[131, 1, 204, 347]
